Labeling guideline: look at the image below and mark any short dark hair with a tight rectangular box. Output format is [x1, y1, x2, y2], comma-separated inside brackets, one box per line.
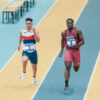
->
[25, 18, 33, 22]
[66, 18, 74, 23]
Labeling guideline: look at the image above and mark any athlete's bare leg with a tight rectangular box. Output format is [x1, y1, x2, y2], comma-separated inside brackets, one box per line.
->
[32, 64, 37, 77]
[22, 56, 29, 73]
[64, 61, 72, 88]
[20, 56, 29, 80]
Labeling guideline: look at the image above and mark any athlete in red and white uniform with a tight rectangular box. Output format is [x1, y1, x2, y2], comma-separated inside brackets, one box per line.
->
[18, 18, 40, 85]
[59, 18, 84, 93]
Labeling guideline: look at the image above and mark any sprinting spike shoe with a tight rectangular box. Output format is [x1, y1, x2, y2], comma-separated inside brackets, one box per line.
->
[32, 77, 36, 85]
[65, 87, 69, 94]
[20, 72, 26, 80]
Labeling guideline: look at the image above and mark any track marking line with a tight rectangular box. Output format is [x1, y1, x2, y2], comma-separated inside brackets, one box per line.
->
[83, 51, 100, 100]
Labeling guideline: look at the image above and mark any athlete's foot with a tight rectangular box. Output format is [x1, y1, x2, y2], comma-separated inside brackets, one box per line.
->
[65, 87, 69, 94]
[32, 77, 36, 85]
[20, 72, 26, 80]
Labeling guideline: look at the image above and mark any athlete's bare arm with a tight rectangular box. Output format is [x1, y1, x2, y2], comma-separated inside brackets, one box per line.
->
[33, 28, 40, 42]
[59, 32, 65, 57]
[18, 31, 23, 51]
[77, 29, 84, 47]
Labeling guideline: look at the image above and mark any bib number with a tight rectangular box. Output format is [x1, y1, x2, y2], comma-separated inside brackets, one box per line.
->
[67, 38, 76, 48]
[24, 44, 36, 52]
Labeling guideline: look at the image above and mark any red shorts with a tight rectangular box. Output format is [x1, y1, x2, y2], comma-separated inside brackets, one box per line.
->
[64, 48, 80, 67]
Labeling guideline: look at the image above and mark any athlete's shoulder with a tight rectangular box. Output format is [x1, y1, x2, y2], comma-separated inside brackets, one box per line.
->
[20, 29, 26, 36]
[20, 30, 23, 34]
[61, 30, 67, 39]
[61, 31, 64, 35]
[64, 29, 68, 32]
[61, 32, 65, 38]
[76, 28, 82, 34]
[61, 29, 67, 35]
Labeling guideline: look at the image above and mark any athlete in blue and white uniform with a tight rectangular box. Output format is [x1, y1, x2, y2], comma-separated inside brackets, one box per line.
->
[18, 18, 40, 84]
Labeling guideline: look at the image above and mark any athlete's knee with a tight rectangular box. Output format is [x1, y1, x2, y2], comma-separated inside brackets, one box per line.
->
[64, 62, 72, 71]
[74, 66, 80, 72]
[23, 56, 28, 63]
[23, 58, 28, 63]
[66, 66, 71, 71]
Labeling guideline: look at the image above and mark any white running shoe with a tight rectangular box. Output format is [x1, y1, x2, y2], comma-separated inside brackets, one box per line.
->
[65, 87, 69, 94]
[20, 72, 26, 80]
[32, 77, 36, 85]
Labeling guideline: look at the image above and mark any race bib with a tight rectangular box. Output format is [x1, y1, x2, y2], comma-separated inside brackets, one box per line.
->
[23, 44, 36, 52]
[67, 38, 76, 48]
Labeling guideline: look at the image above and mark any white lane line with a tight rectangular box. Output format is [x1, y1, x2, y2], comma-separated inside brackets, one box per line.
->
[83, 51, 100, 100]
